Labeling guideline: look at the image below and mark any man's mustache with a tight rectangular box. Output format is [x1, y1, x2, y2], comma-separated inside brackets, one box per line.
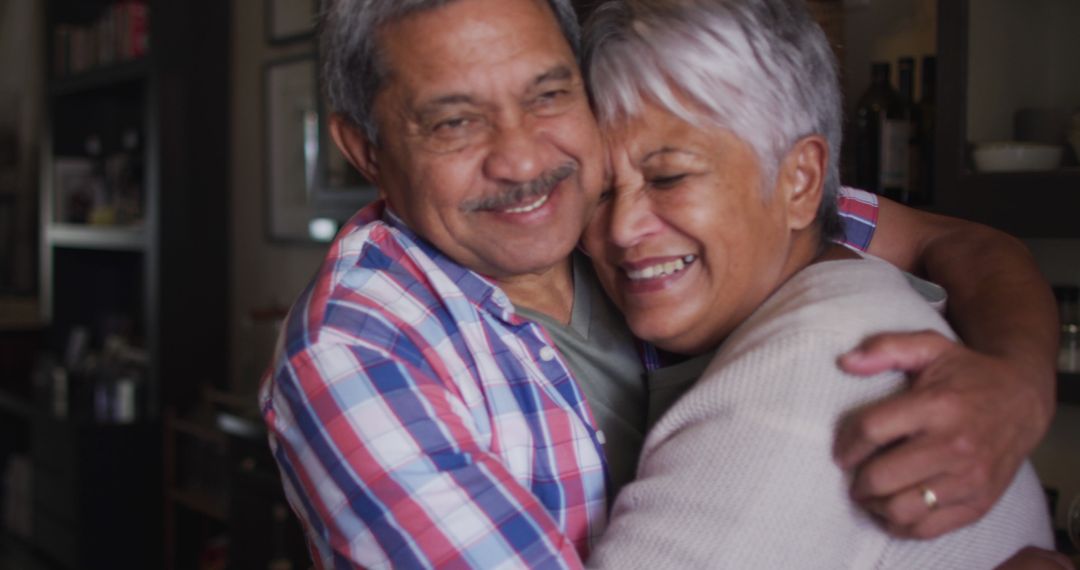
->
[461, 163, 577, 212]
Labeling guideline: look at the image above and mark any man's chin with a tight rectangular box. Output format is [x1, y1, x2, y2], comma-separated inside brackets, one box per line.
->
[472, 238, 578, 280]
[490, 251, 575, 279]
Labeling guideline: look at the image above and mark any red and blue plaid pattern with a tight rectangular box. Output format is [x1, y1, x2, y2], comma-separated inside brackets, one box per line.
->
[837, 186, 879, 252]
[260, 202, 606, 569]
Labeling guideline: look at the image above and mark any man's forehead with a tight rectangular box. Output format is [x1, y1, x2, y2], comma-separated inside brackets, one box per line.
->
[373, 0, 581, 106]
[376, 0, 567, 44]
[414, 65, 577, 109]
[374, 0, 573, 64]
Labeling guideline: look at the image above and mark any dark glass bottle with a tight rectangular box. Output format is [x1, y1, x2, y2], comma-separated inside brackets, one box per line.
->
[855, 62, 909, 202]
[897, 57, 916, 105]
[911, 56, 936, 205]
[897, 57, 917, 205]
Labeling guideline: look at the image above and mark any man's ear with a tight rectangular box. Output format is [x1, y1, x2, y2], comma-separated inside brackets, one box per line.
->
[778, 134, 827, 231]
[329, 113, 381, 186]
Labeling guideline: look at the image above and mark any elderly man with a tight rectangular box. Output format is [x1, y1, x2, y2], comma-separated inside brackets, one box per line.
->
[260, 0, 1059, 567]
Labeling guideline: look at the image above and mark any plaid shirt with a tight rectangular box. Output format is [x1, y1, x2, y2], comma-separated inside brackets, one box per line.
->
[261, 202, 607, 569]
[261, 189, 879, 569]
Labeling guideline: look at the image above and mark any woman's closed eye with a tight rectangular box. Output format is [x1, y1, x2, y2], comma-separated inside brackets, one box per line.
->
[649, 173, 689, 189]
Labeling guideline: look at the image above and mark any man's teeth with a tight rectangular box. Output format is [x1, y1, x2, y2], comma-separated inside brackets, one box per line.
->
[626, 255, 697, 281]
[502, 193, 550, 214]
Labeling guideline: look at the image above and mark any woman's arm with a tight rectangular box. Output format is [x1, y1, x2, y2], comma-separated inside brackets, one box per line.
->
[835, 196, 1058, 538]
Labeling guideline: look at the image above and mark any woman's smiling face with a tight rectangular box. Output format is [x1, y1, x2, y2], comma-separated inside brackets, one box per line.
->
[583, 99, 797, 355]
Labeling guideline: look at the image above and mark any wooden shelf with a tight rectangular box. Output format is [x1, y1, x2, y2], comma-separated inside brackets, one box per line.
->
[46, 223, 147, 251]
[1059, 372, 1080, 405]
[0, 297, 43, 331]
[50, 59, 149, 97]
[168, 415, 227, 448]
[167, 488, 227, 521]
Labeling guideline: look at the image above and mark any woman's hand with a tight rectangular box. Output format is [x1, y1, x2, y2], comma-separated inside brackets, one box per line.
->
[832, 330, 1054, 538]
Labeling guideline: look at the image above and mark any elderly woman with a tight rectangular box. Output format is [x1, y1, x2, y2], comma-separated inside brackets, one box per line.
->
[579, 0, 1054, 567]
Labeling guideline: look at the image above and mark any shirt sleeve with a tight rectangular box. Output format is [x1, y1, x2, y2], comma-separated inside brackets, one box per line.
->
[262, 333, 584, 570]
[836, 186, 879, 252]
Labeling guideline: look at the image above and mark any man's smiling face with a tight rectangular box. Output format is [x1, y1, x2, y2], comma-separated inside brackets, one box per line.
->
[353, 0, 605, 279]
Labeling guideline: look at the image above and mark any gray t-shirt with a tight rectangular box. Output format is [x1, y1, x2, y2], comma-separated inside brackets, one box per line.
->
[517, 252, 647, 496]
[644, 351, 715, 429]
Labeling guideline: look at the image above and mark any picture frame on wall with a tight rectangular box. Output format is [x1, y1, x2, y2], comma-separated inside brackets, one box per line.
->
[263, 54, 319, 243]
[263, 54, 376, 244]
[265, 0, 318, 44]
[311, 78, 378, 225]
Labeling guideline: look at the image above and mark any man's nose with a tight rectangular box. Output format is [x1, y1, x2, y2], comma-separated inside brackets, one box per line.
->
[483, 120, 546, 183]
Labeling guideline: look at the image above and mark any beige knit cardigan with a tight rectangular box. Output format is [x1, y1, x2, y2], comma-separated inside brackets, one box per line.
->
[589, 256, 1053, 569]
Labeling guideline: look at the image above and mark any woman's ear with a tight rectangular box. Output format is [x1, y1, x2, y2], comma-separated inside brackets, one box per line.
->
[329, 113, 381, 186]
[778, 134, 827, 231]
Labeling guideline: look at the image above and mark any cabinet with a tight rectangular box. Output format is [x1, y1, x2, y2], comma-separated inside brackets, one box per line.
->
[32, 417, 159, 570]
[933, 0, 1080, 238]
[163, 407, 228, 570]
[32, 0, 230, 567]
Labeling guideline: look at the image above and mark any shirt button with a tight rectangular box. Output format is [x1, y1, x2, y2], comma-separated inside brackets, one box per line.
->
[492, 292, 511, 310]
[596, 430, 606, 445]
[539, 346, 557, 362]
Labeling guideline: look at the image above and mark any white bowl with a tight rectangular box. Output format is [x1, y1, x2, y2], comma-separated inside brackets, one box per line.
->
[972, 142, 1063, 172]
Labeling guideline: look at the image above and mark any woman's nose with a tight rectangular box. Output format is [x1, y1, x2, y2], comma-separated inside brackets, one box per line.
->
[609, 189, 662, 249]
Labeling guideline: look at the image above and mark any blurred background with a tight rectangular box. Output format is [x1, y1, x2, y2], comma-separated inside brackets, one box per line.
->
[0, 0, 1077, 568]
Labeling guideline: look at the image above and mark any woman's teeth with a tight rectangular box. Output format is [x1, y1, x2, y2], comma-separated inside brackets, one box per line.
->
[502, 193, 550, 214]
[626, 255, 697, 281]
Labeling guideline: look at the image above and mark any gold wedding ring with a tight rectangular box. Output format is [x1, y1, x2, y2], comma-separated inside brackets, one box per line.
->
[921, 486, 939, 510]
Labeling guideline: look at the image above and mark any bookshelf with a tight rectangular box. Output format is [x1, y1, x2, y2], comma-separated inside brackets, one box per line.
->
[26, 0, 230, 567]
[49, 59, 150, 97]
[40, 0, 230, 421]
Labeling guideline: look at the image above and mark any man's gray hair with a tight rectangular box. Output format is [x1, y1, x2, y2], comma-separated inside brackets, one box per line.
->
[321, 0, 583, 144]
[583, 0, 843, 240]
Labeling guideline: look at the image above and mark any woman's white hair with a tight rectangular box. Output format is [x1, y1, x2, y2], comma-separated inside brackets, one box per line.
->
[321, 0, 582, 145]
[583, 0, 842, 239]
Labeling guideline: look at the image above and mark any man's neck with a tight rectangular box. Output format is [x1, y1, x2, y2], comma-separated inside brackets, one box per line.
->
[497, 257, 575, 325]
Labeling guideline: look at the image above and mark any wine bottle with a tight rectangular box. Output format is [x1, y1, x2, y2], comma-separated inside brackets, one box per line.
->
[855, 62, 910, 202]
[898, 57, 917, 204]
[911, 56, 936, 205]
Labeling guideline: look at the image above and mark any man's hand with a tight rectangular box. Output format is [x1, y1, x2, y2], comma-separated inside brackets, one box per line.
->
[833, 330, 1054, 538]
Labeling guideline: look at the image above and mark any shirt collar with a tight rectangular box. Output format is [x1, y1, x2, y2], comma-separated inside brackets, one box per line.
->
[378, 204, 520, 323]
